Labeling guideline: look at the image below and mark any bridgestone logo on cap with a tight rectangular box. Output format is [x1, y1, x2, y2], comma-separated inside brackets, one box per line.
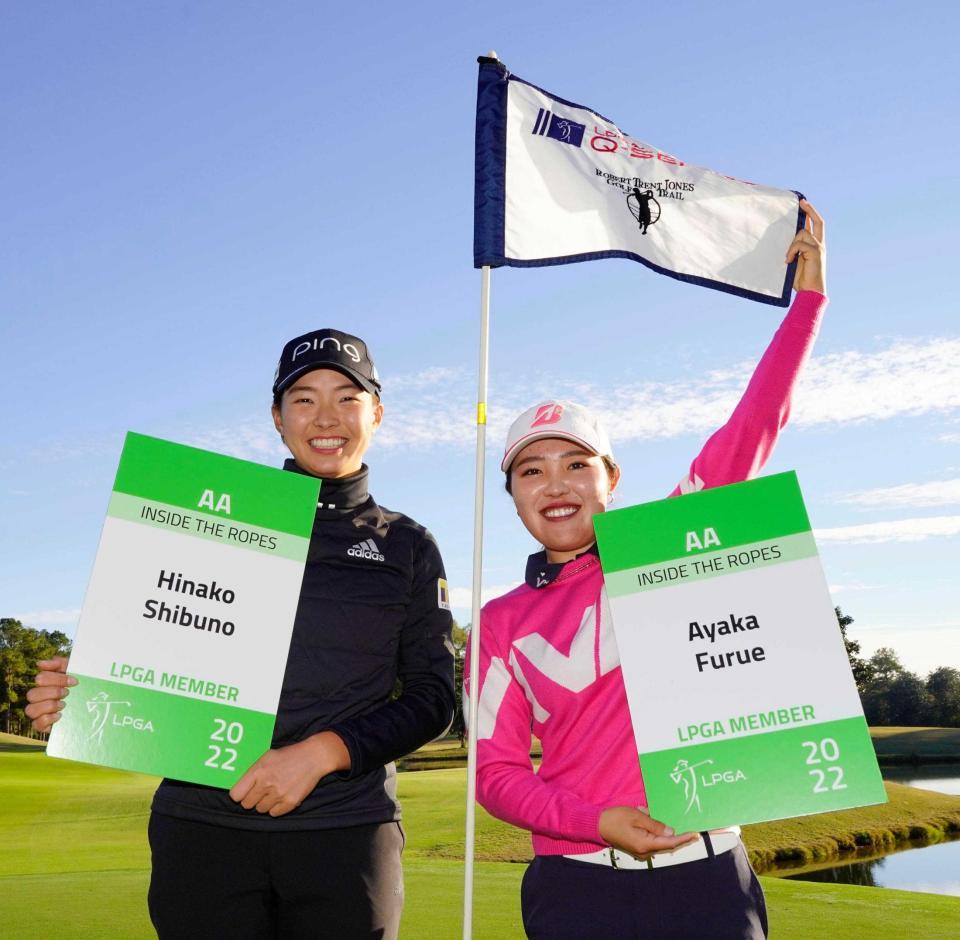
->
[347, 538, 384, 562]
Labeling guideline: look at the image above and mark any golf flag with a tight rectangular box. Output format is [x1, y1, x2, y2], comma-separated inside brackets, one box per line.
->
[474, 56, 805, 306]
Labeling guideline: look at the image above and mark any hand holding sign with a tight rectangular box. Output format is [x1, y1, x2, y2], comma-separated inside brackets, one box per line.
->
[599, 806, 699, 860]
[229, 731, 351, 817]
[25, 658, 76, 733]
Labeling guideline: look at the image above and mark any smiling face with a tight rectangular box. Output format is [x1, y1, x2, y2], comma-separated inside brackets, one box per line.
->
[271, 367, 383, 478]
[509, 438, 620, 564]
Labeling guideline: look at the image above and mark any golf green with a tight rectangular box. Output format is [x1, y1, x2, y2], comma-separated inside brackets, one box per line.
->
[2, 735, 958, 937]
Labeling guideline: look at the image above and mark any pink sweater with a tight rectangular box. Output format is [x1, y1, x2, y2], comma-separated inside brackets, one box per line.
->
[467, 290, 828, 857]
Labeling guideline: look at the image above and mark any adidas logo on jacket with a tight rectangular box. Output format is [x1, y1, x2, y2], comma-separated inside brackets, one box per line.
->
[348, 538, 385, 562]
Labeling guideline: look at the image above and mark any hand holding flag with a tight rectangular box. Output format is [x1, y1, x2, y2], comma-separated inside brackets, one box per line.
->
[787, 200, 826, 294]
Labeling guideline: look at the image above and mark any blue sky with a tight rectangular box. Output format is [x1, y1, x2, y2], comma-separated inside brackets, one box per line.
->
[2, 2, 958, 676]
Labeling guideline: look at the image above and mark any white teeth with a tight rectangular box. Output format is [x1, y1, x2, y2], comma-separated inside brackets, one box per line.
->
[543, 506, 578, 519]
[309, 438, 347, 448]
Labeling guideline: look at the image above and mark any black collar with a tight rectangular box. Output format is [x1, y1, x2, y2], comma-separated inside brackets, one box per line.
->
[282, 459, 371, 513]
[525, 543, 600, 589]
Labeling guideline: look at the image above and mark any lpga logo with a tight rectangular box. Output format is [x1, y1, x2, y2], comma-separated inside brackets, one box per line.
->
[531, 107, 586, 148]
[670, 757, 748, 814]
[670, 758, 713, 813]
[86, 691, 154, 742]
[87, 692, 129, 742]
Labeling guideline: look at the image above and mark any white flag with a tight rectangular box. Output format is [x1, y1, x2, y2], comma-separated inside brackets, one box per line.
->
[474, 57, 804, 306]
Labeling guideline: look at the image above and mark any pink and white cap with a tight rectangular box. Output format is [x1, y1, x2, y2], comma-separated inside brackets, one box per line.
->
[501, 400, 614, 472]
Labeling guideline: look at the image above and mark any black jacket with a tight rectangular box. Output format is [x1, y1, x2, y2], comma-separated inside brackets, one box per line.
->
[151, 462, 456, 830]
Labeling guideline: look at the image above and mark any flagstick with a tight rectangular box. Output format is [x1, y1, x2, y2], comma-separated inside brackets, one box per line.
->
[462, 263, 491, 940]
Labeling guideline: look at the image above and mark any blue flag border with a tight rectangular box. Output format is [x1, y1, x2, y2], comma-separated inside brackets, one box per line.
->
[473, 58, 804, 308]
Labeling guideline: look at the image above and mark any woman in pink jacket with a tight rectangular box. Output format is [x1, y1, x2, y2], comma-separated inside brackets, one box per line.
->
[469, 202, 826, 938]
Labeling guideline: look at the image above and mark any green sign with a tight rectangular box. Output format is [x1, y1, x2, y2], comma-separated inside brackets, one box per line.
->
[594, 472, 887, 831]
[47, 433, 320, 787]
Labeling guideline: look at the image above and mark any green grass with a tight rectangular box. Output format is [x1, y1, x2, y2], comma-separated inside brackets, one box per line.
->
[400, 767, 532, 862]
[760, 878, 960, 938]
[870, 726, 960, 762]
[2, 733, 960, 938]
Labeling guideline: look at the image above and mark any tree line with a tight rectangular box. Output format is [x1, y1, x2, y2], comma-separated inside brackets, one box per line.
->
[837, 607, 960, 728]
[0, 618, 71, 738]
[2, 611, 956, 741]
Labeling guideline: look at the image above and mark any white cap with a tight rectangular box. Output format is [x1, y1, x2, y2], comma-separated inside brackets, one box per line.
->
[501, 400, 614, 472]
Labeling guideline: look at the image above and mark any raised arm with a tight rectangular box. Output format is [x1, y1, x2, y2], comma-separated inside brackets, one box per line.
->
[671, 200, 827, 495]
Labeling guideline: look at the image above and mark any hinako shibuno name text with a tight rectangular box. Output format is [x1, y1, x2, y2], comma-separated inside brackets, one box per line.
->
[143, 569, 237, 637]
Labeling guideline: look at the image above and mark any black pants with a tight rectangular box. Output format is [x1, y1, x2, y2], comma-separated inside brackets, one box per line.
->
[521, 843, 768, 939]
[148, 813, 404, 940]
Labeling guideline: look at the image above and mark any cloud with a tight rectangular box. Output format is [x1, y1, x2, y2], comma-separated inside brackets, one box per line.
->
[388, 367, 465, 390]
[375, 390, 478, 450]
[184, 424, 290, 464]
[814, 515, 960, 544]
[834, 478, 960, 510]
[827, 582, 880, 595]
[378, 335, 960, 451]
[791, 338, 960, 427]
[184, 335, 960, 458]
[16, 608, 81, 627]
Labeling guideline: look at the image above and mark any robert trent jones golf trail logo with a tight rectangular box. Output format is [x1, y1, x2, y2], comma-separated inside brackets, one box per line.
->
[86, 691, 155, 742]
[670, 758, 747, 814]
[627, 188, 661, 235]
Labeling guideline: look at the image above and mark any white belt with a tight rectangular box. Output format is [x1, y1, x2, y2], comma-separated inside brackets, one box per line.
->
[563, 830, 741, 871]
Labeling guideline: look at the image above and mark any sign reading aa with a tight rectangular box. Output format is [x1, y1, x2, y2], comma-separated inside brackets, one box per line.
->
[47, 433, 320, 788]
[594, 472, 886, 831]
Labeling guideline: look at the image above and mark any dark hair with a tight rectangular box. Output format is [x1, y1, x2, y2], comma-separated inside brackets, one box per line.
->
[504, 456, 619, 495]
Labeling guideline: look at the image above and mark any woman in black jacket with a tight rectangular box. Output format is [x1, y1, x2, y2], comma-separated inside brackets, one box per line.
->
[27, 328, 456, 940]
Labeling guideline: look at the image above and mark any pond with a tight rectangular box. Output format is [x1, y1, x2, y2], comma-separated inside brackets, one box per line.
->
[781, 835, 960, 896]
[881, 764, 960, 796]
[778, 765, 960, 897]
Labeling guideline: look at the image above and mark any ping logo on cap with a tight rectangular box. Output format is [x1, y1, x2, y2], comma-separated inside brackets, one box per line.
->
[291, 335, 361, 364]
[531, 403, 564, 427]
